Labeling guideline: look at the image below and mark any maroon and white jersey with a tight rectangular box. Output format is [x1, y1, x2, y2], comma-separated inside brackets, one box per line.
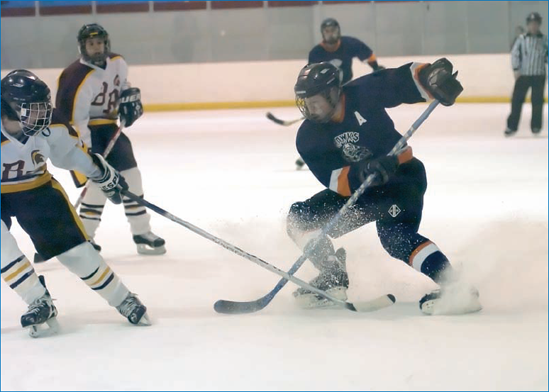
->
[56, 53, 130, 146]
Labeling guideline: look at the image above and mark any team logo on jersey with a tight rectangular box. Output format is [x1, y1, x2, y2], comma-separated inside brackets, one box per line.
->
[388, 204, 401, 218]
[31, 150, 46, 166]
[329, 59, 343, 68]
[334, 132, 372, 163]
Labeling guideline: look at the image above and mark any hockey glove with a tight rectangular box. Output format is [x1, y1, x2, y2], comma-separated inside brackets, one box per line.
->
[119, 87, 143, 127]
[90, 153, 128, 204]
[359, 155, 399, 186]
[418, 58, 463, 106]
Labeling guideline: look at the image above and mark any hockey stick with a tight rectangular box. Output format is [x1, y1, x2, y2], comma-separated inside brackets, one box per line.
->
[266, 80, 354, 127]
[74, 120, 125, 208]
[120, 189, 396, 313]
[34, 121, 125, 264]
[266, 112, 304, 127]
[214, 100, 441, 314]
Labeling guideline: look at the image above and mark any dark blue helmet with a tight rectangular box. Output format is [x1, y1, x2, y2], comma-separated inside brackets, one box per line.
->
[294, 62, 341, 123]
[1, 69, 52, 136]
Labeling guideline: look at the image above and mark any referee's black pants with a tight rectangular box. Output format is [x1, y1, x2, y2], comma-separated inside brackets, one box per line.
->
[507, 74, 547, 132]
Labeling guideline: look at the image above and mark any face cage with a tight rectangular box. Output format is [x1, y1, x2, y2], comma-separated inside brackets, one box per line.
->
[295, 87, 339, 123]
[20, 102, 53, 136]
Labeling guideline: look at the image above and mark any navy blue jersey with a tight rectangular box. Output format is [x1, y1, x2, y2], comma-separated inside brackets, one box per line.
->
[308, 36, 375, 85]
[296, 62, 431, 197]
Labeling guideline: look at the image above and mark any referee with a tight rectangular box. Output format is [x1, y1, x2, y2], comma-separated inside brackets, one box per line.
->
[505, 12, 548, 136]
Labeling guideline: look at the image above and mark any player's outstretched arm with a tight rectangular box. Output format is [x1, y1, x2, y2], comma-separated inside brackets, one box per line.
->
[364, 59, 462, 108]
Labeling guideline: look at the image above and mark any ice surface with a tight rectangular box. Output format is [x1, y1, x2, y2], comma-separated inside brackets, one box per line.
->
[1, 104, 547, 390]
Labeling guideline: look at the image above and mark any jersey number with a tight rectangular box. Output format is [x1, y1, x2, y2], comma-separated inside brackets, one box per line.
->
[2, 160, 47, 182]
[92, 81, 120, 115]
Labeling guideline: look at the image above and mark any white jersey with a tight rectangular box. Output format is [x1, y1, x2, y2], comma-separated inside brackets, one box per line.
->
[56, 54, 130, 146]
[1, 110, 100, 194]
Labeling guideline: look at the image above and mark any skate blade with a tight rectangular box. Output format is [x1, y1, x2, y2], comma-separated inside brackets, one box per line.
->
[136, 244, 166, 255]
[295, 287, 347, 309]
[136, 312, 152, 326]
[28, 317, 60, 338]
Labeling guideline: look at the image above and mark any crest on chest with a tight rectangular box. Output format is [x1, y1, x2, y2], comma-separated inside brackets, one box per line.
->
[333, 131, 372, 163]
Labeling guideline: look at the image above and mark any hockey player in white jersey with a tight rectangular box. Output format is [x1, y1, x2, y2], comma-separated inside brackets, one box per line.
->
[55, 23, 165, 256]
[1, 70, 150, 336]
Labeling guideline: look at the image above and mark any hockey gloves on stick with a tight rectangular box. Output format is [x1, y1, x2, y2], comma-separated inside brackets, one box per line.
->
[418, 58, 463, 106]
[90, 153, 128, 204]
[359, 155, 399, 186]
[119, 87, 143, 127]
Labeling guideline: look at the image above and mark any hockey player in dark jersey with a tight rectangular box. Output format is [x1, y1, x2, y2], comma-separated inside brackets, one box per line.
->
[296, 18, 385, 170]
[288, 59, 482, 315]
[309, 18, 384, 85]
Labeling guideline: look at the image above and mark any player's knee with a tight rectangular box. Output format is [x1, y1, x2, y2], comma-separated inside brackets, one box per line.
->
[120, 167, 143, 190]
[57, 241, 102, 278]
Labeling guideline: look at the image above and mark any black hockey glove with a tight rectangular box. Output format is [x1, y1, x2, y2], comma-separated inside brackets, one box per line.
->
[369, 61, 385, 72]
[90, 153, 128, 204]
[418, 58, 463, 106]
[119, 87, 143, 127]
[359, 155, 399, 186]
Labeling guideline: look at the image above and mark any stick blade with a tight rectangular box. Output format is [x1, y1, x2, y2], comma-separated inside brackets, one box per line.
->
[213, 298, 269, 314]
[265, 112, 285, 125]
[347, 294, 396, 312]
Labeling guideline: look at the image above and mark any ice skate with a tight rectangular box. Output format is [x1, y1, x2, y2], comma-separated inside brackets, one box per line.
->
[293, 248, 348, 309]
[504, 127, 517, 137]
[116, 292, 151, 326]
[133, 232, 166, 255]
[21, 275, 59, 338]
[295, 157, 306, 171]
[420, 283, 482, 315]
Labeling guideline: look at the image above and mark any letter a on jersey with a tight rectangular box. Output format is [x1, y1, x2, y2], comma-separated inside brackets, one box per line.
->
[354, 111, 367, 126]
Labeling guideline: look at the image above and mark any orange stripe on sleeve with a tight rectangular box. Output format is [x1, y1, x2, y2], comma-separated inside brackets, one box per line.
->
[397, 147, 414, 164]
[413, 63, 433, 99]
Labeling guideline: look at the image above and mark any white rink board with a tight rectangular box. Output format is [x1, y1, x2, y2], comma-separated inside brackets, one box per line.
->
[1, 103, 547, 390]
[1, 54, 536, 106]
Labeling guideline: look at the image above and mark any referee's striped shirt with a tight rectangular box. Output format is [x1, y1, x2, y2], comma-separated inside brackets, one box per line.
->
[511, 32, 548, 76]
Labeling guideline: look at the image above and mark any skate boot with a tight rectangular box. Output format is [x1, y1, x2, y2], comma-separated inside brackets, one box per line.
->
[21, 275, 59, 337]
[133, 232, 166, 255]
[295, 157, 308, 171]
[33, 253, 47, 264]
[532, 128, 542, 135]
[116, 292, 151, 326]
[420, 283, 482, 315]
[293, 248, 348, 309]
[504, 127, 517, 137]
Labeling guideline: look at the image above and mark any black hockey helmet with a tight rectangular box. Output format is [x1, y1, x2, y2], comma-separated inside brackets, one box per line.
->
[1, 69, 52, 136]
[321, 18, 341, 44]
[526, 12, 542, 25]
[294, 62, 342, 123]
[77, 23, 111, 64]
